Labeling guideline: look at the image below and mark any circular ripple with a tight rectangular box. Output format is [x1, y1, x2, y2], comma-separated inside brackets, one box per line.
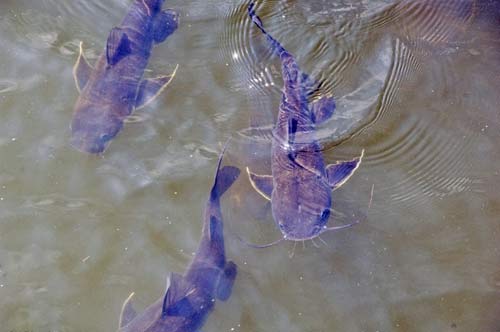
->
[391, 0, 476, 46]
[362, 114, 480, 208]
[220, 1, 394, 146]
[360, 0, 477, 53]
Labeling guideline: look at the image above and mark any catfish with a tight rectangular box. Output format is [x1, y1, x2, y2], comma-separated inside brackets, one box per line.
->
[71, 0, 179, 153]
[246, 3, 363, 243]
[117, 147, 239, 332]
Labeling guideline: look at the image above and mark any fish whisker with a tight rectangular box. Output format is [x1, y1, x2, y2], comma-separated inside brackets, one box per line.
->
[318, 235, 328, 247]
[368, 183, 374, 210]
[288, 241, 297, 259]
[311, 238, 320, 248]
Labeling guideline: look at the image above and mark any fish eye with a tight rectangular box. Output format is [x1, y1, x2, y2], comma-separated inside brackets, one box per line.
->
[99, 133, 112, 142]
[320, 209, 330, 221]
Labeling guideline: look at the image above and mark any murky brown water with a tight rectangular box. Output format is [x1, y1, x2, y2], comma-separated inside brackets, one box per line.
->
[0, 0, 499, 331]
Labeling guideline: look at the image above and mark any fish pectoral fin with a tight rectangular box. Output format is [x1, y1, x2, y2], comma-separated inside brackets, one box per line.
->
[162, 272, 195, 318]
[118, 292, 137, 328]
[210, 165, 240, 202]
[73, 42, 93, 92]
[310, 95, 336, 124]
[216, 261, 237, 301]
[106, 27, 131, 66]
[153, 9, 179, 43]
[246, 167, 273, 201]
[326, 149, 364, 190]
[134, 65, 179, 110]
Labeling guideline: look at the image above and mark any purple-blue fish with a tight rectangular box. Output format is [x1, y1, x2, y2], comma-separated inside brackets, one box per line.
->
[246, 3, 364, 244]
[71, 0, 179, 153]
[117, 147, 239, 332]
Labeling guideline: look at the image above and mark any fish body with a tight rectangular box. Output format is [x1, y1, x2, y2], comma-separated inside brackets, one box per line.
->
[247, 3, 363, 242]
[71, 0, 179, 153]
[117, 149, 239, 332]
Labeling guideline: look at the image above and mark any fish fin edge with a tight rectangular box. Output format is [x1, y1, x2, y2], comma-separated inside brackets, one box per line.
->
[134, 64, 179, 110]
[118, 292, 137, 328]
[326, 149, 364, 190]
[162, 272, 195, 318]
[246, 167, 272, 201]
[73, 41, 93, 92]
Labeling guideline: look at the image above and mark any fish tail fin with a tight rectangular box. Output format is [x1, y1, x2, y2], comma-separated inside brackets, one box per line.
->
[210, 140, 240, 201]
[248, 3, 287, 58]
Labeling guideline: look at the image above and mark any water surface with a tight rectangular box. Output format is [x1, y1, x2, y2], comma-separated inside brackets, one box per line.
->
[0, 0, 499, 331]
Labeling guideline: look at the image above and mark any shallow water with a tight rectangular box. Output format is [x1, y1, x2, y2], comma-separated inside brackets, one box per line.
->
[0, 0, 499, 331]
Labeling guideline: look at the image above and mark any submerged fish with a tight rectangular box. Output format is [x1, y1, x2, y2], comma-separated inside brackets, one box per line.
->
[71, 0, 179, 153]
[117, 148, 240, 332]
[246, 3, 364, 243]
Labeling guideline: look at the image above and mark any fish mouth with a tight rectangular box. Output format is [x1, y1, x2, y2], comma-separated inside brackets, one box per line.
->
[70, 135, 107, 154]
[282, 232, 322, 242]
[281, 222, 358, 241]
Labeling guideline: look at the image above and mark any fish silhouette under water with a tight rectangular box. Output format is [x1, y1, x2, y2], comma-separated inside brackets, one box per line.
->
[117, 147, 239, 332]
[246, 3, 364, 244]
[71, 0, 179, 154]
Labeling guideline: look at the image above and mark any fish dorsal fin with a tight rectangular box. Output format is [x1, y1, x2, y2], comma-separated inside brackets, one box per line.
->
[106, 27, 131, 66]
[118, 292, 137, 328]
[209, 165, 240, 202]
[310, 96, 336, 124]
[246, 167, 272, 201]
[153, 9, 179, 43]
[288, 118, 298, 143]
[73, 42, 93, 92]
[134, 65, 179, 110]
[162, 273, 195, 318]
[326, 149, 364, 190]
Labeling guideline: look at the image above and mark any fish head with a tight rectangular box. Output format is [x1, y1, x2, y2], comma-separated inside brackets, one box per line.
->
[70, 101, 123, 154]
[273, 196, 331, 241]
